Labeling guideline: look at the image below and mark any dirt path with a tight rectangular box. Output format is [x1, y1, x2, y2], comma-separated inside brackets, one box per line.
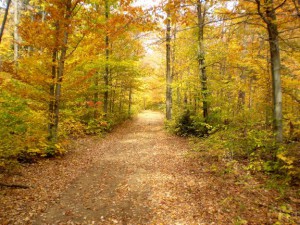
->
[32, 111, 204, 224]
[2, 111, 298, 224]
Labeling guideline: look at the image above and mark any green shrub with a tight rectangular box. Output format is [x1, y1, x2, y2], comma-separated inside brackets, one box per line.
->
[174, 110, 212, 137]
[85, 118, 111, 135]
[0, 93, 30, 164]
[60, 117, 85, 138]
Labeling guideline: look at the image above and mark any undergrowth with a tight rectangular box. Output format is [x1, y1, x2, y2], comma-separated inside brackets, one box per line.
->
[0, 108, 132, 170]
[187, 131, 300, 224]
[168, 110, 300, 186]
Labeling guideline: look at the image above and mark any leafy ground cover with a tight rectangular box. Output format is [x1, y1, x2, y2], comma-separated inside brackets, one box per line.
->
[0, 111, 299, 224]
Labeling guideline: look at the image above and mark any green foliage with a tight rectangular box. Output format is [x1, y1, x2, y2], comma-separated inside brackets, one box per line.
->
[191, 120, 300, 186]
[207, 107, 223, 125]
[85, 119, 111, 135]
[60, 107, 114, 137]
[276, 145, 300, 185]
[0, 92, 30, 165]
[60, 117, 86, 138]
[173, 110, 212, 137]
[44, 142, 67, 157]
[219, 127, 275, 160]
[274, 204, 297, 224]
[0, 90, 51, 165]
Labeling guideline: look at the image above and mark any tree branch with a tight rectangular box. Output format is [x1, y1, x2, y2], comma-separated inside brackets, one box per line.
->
[0, 182, 30, 189]
[274, 0, 287, 11]
[292, 0, 300, 17]
[66, 34, 86, 59]
[254, 0, 270, 25]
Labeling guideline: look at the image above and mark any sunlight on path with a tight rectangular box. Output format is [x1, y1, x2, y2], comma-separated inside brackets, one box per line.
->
[32, 110, 205, 225]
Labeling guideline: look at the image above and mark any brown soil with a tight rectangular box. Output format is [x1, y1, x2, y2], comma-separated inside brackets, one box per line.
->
[1, 111, 299, 224]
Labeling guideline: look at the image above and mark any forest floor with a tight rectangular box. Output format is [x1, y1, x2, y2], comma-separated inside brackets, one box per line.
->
[0, 111, 299, 225]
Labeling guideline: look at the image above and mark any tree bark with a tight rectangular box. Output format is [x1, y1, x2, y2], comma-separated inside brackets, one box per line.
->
[128, 86, 132, 117]
[94, 71, 99, 119]
[48, 49, 57, 141]
[267, 19, 283, 142]
[48, 0, 72, 142]
[0, 0, 12, 43]
[255, 0, 283, 142]
[166, 8, 172, 120]
[172, 25, 179, 108]
[14, 0, 19, 64]
[104, 0, 110, 115]
[197, 0, 208, 121]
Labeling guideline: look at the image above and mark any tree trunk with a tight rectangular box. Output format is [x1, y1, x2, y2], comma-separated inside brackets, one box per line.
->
[111, 86, 116, 113]
[248, 77, 253, 110]
[48, 49, 57, 141]
[255, 0, 283, 142]
[103, 0, 110, 115]
[172, 25, 179, 109]
[48, 20, 60, 141]
[49, 0, 72, 142]
[238, 70, 246, 111]
[128, 86, 132, 117]
[197, 0, 208, 121]
[0, 0, 12, 43]
[94, 72, 99, 119]
[267, 21, 283, 142]
[14, 0, 19, 64]
[119, 86, 123, 113]
[54, 0, 71, 139]
[166, 8, 172, 120]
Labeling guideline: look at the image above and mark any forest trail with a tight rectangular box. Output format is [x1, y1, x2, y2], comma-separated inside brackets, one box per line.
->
[31, 110, 205, 224]
[1, 111, 296, 224]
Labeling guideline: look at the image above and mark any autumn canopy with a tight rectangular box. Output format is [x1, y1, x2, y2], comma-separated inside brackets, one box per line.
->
[0, 0, 299, 181]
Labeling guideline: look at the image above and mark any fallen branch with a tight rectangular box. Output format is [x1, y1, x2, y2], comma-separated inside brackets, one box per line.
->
[0, 182, 30, 189]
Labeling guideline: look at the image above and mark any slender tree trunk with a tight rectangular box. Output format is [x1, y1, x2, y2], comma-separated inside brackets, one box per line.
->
[92, 0, 101, 112]
[267, 21, 283, 142]
[14, 0, 19, 64]
[265, 52, 272, 128]
[111, 86, 116, 113]
[48, 20, 60, 141]
[128, 86, 132, 117]
[54, 44, 68, 137]
[119, 86, 123, 113]
[172, 25, 179, 110]
[0, 0, 12, 43]
[48, 49, 57, 140]
[255, 0, 283, 142]
[238, 69, 246, 112]
[94, 72, 99, 119]
[109, 69, 114, 113]
[166, 8, 172, 120]
[103, 0, 110, 115]
[49, 0, 72, 142]
[197, 0, 208, 121]
[54, 0, 71, 138]
[238, 24, 248, 113]
[248, 77, 253, 110]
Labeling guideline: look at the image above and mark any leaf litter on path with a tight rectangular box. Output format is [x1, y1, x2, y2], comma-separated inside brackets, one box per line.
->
[1, 111, 299, 224]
